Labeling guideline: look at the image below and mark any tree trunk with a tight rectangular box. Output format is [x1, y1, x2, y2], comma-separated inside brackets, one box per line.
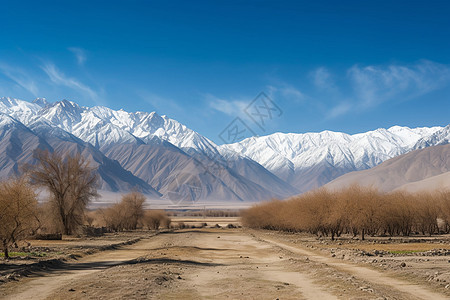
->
[3, 239, 9, 259]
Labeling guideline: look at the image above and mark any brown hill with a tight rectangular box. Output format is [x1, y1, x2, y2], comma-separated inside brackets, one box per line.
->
[324, 144, 449, 192]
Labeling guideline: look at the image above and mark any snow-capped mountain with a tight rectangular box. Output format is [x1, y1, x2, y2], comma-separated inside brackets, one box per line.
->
[0, 97, 298, 202]
[0, 97, 219, 155]
[219, 126, 443, 191]
[0, 96, 447, 200]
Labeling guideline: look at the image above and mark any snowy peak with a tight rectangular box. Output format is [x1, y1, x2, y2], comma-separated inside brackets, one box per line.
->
[414, 125, 450, 149]
[0, 97, 41, 123]
[32, 97, 50, 108]
[385, 125, 443, 147]
[39, 105, 81, 132]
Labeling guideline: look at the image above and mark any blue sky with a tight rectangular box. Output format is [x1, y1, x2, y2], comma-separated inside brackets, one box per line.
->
[1, 0, 449, 144]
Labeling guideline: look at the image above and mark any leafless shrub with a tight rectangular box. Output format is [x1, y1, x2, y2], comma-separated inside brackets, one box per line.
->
[144, 210, 171, 230]
[98, 204, 125, 231]
[0, 177, 39, 258]
[100, 192, 147, 231]
[120, 192, 146, 230]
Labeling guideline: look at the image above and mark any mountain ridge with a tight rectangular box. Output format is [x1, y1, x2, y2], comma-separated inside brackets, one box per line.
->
[0, 96, 447, 202]
[219, 125, 446, 191]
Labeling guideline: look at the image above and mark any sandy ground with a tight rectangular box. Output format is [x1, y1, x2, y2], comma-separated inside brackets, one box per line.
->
[1, 227, 449, 299]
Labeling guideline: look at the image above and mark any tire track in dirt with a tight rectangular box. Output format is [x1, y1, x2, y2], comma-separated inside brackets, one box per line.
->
[184, 231, 338, 300]
[1, 239, 158, 300]
[259, 236, 448, 300]
[5, 229, 444, 299]
[1, 230, 341, 300]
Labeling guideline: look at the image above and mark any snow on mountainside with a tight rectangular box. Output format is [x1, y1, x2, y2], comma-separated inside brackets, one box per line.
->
[0, 97, 297, 202]
[219, 126, 443, 191]
[0, 112, 158, 195]
[0, 96, 446, 198]
[0, 97, 41, 124]
[0, 97, 219, 155]
[414, 125, 450, 149]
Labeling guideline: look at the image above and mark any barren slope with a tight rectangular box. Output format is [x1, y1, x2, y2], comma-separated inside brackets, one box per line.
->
[325, 144, 450, 192]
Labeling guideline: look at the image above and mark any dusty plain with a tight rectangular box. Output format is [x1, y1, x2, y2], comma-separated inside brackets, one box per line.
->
[0, 217, 449, 300]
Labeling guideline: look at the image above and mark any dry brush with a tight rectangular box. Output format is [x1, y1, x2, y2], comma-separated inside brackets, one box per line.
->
[242, 186, 450, 240]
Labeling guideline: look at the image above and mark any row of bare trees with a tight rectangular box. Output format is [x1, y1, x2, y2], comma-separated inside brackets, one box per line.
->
[242, 185, 450, 240]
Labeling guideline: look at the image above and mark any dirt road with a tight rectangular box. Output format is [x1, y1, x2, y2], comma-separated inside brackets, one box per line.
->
[1, 228, 447, 299]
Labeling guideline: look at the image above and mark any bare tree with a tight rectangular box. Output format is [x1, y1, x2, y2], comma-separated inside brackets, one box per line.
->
[121, 192, 146, 230]
[144, 210, 171, 230]
[99, 205, 126, 231]
[342, 185, 382, 240]
[415, 192, 439, 236]
[0, 177, 39, 258]
[29, 150, 98, 235]
[101, 192, 146, 231]
[438, 190, 450, 233]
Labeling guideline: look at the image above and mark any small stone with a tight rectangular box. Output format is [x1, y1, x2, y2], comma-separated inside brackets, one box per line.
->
[400, 262, 406, 267]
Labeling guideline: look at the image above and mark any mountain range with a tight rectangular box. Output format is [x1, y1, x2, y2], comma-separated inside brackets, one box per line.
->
[220, 125, 449, 192]
[0, 96, 448, 203]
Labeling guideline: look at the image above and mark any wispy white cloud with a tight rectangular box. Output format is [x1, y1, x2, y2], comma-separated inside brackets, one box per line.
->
[311, 67, 334, 90]
[68, 47, 87, 66]
[206, 94, 249, 117]
[267, 84, 306, 103]
[0, 63, 39, 96]
[326, 101, 352, 119]
[348, 60, 450, 108]
[41, 62, 102, 104]
[136, 90, 181, 113]
[263, 60, 450, 121]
